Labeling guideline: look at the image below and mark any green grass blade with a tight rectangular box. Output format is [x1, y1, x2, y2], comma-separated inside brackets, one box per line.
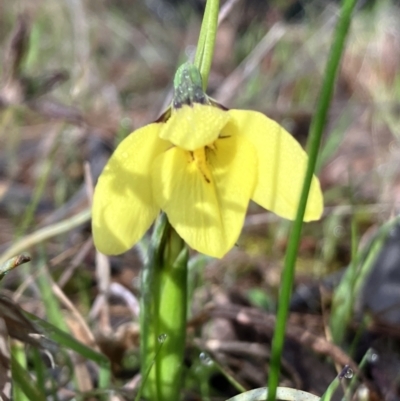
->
[27, 310, 111, 394]
[34, 256, 111, 392]
[16, 146, 55, 238]
[330, 215, 400, 343]
[36, 260, 68, 331]
[11, 353, 46, 401]
[320, 366, 353, 401]
[31, 348, 46, 395]
[267, 0, 358, 400]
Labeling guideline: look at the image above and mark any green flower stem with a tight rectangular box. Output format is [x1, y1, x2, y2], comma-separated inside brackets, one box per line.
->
[194, 0, 220, 89]
[267, 0, 357, 400]
[140, 214, 189, 401]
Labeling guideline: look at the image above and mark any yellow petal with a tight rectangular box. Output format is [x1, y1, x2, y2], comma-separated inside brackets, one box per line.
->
[228, 110, 323, 221]
[152, 134, 257, 258]
[92, 123, 170, 255]
[159, 103, 230, 151]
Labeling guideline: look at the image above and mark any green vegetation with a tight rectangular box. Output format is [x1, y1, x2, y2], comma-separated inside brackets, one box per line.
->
[1, 0, 399, 399]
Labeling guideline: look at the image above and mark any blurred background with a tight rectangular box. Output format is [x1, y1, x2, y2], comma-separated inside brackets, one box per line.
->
[1, 0, 400, 399]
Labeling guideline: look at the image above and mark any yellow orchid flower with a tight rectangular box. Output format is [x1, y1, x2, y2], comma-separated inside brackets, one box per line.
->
[92, 63, 323, 258]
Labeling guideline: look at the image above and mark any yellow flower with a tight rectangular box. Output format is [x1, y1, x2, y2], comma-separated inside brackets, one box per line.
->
[92, 64, 323, 258]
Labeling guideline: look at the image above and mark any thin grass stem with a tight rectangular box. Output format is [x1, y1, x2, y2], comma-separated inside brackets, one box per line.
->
[267, 0, 358, 399]
[0, 208, 90, 266]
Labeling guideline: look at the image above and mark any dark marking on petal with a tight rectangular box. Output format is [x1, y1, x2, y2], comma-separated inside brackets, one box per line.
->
[202, 173, 211, 183]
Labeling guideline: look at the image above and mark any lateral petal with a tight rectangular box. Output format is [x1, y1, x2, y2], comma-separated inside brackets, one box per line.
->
[92, 123, 170, 255]
[228, 110, 323, 221]
[159, 103, 230, 151]
[152, 134, 256, 258]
